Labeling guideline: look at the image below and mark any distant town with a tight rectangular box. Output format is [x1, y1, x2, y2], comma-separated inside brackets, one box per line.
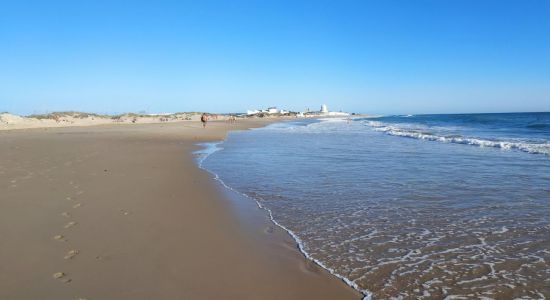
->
[245, 104, 350, 117]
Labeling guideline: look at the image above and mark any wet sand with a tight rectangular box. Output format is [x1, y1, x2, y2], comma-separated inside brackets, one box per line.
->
[0, 120, 360, 300]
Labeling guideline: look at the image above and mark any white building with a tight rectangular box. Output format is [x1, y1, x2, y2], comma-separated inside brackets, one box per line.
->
[247, 107, 288, 115]
[306, 104, 350, 117]
[267, 107, 279, 114]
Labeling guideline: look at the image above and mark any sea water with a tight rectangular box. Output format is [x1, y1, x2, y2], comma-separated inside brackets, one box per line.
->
[200, 113, 550, 299]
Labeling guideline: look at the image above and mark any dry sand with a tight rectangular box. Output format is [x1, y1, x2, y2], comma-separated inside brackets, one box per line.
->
[0, 120, 361, 300]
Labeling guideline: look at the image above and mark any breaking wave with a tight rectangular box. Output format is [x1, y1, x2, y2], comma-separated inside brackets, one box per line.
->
[364, 120, 550, 155]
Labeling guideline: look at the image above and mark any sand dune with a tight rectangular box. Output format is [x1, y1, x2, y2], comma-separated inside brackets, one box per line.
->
[0, 112, 206, 131]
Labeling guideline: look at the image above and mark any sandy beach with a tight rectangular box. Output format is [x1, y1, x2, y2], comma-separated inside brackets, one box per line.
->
[0, 120, 360, 300]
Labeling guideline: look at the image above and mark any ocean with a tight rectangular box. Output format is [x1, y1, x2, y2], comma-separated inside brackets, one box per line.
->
[198, 112, 550, 299]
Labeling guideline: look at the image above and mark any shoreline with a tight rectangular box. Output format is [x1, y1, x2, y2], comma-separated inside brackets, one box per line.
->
[0, 120, 360, 299]
[195, 137, 372, 300]
[197, 121, 370, 299]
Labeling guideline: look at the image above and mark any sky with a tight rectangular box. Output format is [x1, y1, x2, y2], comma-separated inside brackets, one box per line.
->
[1, 0, 549, 115]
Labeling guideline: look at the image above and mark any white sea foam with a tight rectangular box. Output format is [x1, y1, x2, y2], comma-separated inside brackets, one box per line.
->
[364, 121, 550, 155]
[193, 142, 224, 166]
[492, 226, 509, 234]
[317, 117, 349, 123]
[193, 140, 373, 300]
[193, 118, 550, 299]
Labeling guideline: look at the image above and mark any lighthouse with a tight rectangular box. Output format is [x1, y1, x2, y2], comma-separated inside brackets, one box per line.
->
[321, 104, 328, 113]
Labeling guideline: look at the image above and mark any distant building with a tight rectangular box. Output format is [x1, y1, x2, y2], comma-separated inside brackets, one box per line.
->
[267, 107, 279, 114]
[245, 104, 349, 117]
[247, 106, 288, 115]
[304, 103, 350, 117]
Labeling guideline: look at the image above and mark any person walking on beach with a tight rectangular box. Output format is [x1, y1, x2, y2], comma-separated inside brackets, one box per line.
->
[201, 113, 208, 128]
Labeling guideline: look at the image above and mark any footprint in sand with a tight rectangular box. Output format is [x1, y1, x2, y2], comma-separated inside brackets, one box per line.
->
[61, 212, 71, 218]
[73, 203, 82, 208]
[64, 249, 80, 260]
[52, 272, 72, 283]
[120, 209, 131, 216]
[66, 196, 73, 201]
[64, 221, 77, 229]
[264, 226, 274, 234]
[53, 235, 67, 242]
[76, 190, 84, 195]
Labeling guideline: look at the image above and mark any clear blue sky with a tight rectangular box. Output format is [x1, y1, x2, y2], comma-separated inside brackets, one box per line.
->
[1, 0, 549, 115]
